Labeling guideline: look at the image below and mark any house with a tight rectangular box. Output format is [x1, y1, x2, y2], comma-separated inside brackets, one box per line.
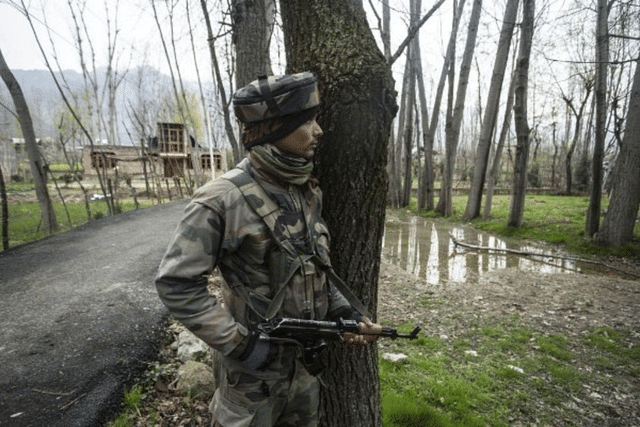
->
[82, 122, 225, 179]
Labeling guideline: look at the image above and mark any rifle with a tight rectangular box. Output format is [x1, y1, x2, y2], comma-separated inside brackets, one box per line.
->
[255, 317, 421, 375]
[256, 317, 421, 341]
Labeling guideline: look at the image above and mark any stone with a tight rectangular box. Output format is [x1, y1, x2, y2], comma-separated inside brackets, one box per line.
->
[382, 352, 408, 362]
[175, 360, 216, 398]
[177, 329, 211, 363]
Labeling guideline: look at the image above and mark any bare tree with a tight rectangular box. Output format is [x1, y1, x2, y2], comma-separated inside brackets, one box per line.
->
[1, 162, 8, 250]
[437, 0, 483, 216]
[200, 0, 242, 164]
[596, 56, 640, 247]
[0, 48, 57, 233]
[585, 0, 610, 236]
[279, 1, 397, 425]
[561, 75, 593, 195]
[400, 2, 419, 207]
[483, 65, 516, 219]
[418, 0, 466, 211]
[463, 0, 519, 221]
[508, 0, 535, 228]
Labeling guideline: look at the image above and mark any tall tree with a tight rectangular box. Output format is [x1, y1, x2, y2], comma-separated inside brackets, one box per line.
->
[507, 0, 535, 228]
[561, 75, 593, 196]
[483, 66, 516, 219]
[0, 48, 57, 233]
[437, 0, 483, 216]
[463, 0, 519, 221]
[585, 0, 609, 237]
[596, 57, 640, 247]
[417, 0, 466, 211]
[279, 1, 397, 425]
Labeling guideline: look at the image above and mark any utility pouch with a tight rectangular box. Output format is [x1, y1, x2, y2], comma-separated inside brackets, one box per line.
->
[301, 339, 328, 376]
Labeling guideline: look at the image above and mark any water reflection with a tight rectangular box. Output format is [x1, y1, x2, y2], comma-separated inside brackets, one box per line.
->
[382, 212, 579, 284]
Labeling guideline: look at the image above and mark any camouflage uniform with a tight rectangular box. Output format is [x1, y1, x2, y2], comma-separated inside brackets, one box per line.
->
[156, 153, 354, 426]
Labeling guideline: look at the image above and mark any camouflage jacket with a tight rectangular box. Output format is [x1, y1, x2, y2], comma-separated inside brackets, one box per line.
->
[155, 157, 352, 359]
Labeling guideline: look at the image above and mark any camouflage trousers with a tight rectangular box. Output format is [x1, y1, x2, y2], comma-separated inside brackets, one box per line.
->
[210, 348, 319, 427]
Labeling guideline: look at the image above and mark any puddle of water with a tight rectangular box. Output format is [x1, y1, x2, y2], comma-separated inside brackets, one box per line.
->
[382, 211, 582, 285]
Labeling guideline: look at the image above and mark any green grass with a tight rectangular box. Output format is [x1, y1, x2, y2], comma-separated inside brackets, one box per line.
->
[379, 318, 639, 427]
[413, 194, 640, 258]
[106, 384, 145, 427]
[3, 199, 154, 248]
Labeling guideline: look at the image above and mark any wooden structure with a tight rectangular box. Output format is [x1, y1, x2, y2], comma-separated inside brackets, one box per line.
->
[82, 122, 225, 179]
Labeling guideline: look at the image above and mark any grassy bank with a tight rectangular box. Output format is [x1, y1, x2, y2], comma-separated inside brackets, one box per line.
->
[2, 181, 156, 248]
[413, 194, 640, 258]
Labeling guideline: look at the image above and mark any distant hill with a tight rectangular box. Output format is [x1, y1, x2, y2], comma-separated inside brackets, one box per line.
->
[0, 67, 207, 146]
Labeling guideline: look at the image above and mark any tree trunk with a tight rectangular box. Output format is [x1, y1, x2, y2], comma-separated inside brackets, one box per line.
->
[483, 66, 516, 219]
[586, 0, 609, 236]
[463, 0, 519, 221]
[1, 165, 8, 250]
[232, 0, 274, 88]
[419, 0, 465, 212]
[401, 4, 420, 207]
[507, 0, 535, 228]
[596, 57, 640, 247]
[279, 2, 397, 426]
[437, 0, 483, 217]
[389, 51, 412, 207]
[0, 48, 57, 233]
[562, 81, 592, 196]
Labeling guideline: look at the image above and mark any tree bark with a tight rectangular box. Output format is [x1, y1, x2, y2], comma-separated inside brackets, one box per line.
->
[232, 0, 274, 88]
[596, 57, 640, 247]
[463, 0, 519, 221]
[586, 0, 609, 237]
[0, 48, 57, 233]
[279, 2, 397, 426]
[507, 0, 535, 228]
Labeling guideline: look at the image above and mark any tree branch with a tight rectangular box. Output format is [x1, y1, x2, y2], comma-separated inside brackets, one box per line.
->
[389, 0, 447, 65]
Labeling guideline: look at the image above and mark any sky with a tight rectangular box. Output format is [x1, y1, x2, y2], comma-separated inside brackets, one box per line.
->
[0, 0, 454, 83]
[0, 0, 207, 81]
[2, 0, 616, 152]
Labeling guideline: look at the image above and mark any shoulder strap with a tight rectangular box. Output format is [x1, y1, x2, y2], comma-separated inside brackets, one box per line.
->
[224, 169, 371, 320]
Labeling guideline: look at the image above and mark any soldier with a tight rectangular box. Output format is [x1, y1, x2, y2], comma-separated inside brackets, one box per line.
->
[155, 72, 380, 427]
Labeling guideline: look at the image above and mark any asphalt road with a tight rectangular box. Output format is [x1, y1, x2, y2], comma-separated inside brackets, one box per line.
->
[0, 200, 189, 427]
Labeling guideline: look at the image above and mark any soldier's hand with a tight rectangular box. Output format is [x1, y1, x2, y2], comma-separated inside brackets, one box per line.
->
[341, 317, 383, 346]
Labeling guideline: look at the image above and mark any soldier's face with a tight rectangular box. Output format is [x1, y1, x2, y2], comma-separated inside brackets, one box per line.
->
[274, 117, 323, 159]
